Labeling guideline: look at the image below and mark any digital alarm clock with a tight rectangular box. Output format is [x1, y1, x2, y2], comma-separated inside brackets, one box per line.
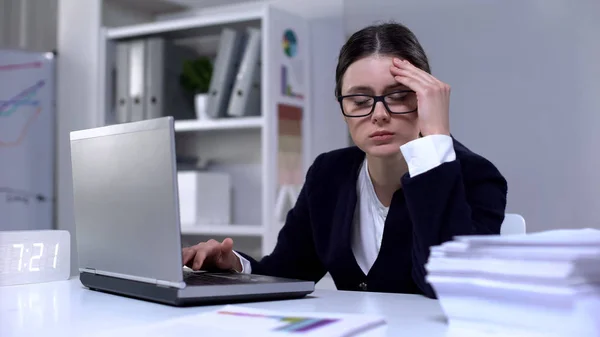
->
[0, 230, 71, 286]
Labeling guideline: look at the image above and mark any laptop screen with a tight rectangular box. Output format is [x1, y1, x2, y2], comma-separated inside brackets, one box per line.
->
[69, 117, 184, 285]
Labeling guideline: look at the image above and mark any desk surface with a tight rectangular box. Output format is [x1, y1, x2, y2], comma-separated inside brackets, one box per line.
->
[1, 278, 449, 337]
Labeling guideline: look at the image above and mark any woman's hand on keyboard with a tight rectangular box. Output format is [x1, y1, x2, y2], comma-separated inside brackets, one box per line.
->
[182, 238, 243, 272]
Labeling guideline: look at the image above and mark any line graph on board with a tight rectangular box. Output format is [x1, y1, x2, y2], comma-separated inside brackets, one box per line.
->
[0, 61, 42, 72]
[0, 53, 53, 231]
[0, 61, 45, 148]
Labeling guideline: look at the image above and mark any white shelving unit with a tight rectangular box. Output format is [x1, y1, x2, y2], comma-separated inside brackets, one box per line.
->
[97, 3, 311, 259]
[174, 116, 264, 132]
[180, 224, 265, 237]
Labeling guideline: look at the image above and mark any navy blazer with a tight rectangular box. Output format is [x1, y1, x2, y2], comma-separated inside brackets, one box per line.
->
[239, 138, 507, 298]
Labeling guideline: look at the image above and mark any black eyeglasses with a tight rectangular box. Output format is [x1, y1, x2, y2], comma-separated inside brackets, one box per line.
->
[337, 90, 418, 118]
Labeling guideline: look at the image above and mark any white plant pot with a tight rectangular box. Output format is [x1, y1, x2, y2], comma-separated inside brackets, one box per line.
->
[194, 93, 209, 120]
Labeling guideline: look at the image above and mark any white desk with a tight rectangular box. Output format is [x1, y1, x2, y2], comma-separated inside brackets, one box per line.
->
[1, 278, 449, 337]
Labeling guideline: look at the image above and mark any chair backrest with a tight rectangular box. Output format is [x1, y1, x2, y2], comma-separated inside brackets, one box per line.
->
[500, 213, 526, 235]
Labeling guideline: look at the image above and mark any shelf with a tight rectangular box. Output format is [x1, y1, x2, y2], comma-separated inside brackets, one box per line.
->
[174, 117, 264, 132]
[276, 95, 305, 108]
[105, 5, 264, 40]
[98, 4, 310, 258]
[181, 224, 266, 237]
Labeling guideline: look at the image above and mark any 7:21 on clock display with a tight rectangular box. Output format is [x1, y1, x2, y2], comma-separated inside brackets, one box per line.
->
[5, 242, 61, 272]
[0, 230, 70, 286]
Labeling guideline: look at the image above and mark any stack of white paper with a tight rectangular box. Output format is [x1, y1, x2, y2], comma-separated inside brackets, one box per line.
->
[426, 228, 600, 337]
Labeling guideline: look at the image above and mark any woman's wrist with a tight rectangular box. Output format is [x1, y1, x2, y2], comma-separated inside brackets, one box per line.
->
[419, 125, 450, 137]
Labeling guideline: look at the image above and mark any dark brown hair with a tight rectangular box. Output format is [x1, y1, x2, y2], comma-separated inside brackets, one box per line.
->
[335, 22, 431, 97]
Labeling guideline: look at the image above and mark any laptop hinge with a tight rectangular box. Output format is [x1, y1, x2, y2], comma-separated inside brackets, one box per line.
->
[80, 267, 97, 274]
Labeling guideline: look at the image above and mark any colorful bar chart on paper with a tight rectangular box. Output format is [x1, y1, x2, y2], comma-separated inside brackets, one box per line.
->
[218, 309, 339, 333]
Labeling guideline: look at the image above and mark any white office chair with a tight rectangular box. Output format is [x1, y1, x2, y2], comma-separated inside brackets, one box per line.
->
[500, 213, 526, 235]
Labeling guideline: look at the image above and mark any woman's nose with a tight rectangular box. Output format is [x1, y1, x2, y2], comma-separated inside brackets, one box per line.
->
[371, 101, 390, 123]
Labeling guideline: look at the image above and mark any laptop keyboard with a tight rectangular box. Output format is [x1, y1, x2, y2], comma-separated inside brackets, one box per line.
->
[183, 271, 268, 286]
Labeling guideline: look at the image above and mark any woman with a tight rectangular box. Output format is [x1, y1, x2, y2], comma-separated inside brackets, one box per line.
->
[182, 22, 507, 299]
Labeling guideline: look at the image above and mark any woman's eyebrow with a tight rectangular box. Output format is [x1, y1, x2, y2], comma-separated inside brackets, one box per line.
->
[385, 84, 409, 91]
[345, 85, 373, 93]
[344, 83, 409, 94]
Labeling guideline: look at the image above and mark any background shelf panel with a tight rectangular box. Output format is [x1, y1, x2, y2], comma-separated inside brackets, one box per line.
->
[181, 224, 266, 236]
[174, 116, 264, 132]
[106, 10, 264, 40]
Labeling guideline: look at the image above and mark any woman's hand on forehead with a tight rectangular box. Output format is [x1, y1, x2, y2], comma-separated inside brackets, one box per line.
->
[389, 58, 451, 137]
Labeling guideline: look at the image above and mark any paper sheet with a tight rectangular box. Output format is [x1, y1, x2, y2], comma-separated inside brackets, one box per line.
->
[454, 228, 600, 246]
[87, 305, 386, 337]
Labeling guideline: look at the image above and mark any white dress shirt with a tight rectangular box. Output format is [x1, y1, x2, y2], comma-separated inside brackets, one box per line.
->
[235, 134, 456, 275]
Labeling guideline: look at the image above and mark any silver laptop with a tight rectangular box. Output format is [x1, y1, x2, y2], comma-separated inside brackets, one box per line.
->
[69, 116, 314, 306]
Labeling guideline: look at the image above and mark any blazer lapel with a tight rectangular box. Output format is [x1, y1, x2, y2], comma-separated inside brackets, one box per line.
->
[329, 150, 367, 279]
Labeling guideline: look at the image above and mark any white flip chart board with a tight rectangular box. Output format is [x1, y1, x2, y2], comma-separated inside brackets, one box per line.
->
[0, 49, 55, 231]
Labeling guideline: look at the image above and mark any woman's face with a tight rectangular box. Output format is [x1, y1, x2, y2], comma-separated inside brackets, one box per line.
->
[340, 55, 419, 158]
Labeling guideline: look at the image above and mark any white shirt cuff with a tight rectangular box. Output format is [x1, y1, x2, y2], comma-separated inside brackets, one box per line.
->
[232, 250, 252, 274]
[400, 134, 456, 177]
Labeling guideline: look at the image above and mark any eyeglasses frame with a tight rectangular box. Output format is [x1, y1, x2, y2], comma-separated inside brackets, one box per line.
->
[336, 90, 418, 118]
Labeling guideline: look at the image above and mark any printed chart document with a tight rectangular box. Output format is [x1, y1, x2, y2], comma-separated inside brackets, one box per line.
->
[87, 305, 386, 337]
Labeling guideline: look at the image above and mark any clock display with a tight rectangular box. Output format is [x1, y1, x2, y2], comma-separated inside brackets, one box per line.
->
[5, 242, 60, 271]
[0, 230, 70, 286]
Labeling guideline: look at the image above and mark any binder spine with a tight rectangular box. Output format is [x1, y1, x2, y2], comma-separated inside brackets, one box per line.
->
[205, 28, 246, 119]
[128, 39, 145, 122]
[227, 27, 262, 117]
[115, 42, 131, 124]
[144, 37, 165, 120]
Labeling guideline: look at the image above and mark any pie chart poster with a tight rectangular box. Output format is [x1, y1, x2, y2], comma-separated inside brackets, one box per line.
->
[0, 49, 55, 231]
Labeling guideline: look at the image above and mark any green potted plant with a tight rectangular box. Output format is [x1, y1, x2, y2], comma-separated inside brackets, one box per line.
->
[180, 57, 213, 119]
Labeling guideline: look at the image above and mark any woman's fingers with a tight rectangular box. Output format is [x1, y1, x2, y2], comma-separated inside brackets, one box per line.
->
[392, 58, 437, 84]
[220, 237, 234, 254]
[393, 74, 427, 94]
[183, 242, 211, 270]
[390, 60, 432, 85]
[182, 247, 194, 266]
[181, 238, 237, 271]
[192, 252, 206, 270]
[390, 66, 432, 86]
[390, 67, 430, 89]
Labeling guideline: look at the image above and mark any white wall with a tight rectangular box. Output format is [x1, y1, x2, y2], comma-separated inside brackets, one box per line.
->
[0, 0, 58, 51]
[306, 15, 348, 163]
[344, 0, 600, 233]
